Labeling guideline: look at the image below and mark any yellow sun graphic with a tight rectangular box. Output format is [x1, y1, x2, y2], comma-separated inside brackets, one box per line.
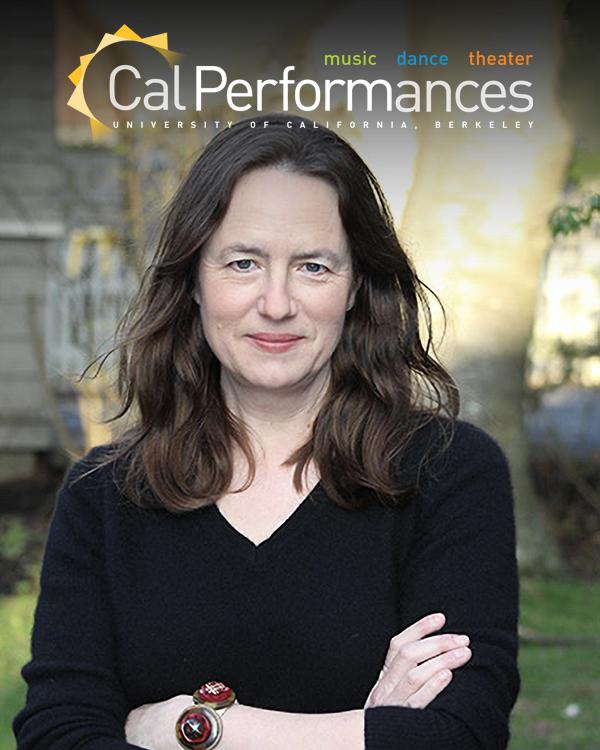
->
[67, 24, 183, 141]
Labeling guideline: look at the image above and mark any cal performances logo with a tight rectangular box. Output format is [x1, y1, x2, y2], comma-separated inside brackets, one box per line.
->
[67, 24, 182, 141]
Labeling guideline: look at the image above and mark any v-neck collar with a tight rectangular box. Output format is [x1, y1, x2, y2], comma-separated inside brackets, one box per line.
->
[204, 483, 327, 564]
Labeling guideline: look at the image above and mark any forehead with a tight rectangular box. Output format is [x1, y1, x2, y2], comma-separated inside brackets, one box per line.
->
[204, 168, 349, 256]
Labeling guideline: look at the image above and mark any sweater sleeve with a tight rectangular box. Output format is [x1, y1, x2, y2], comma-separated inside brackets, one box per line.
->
[364, 422, 520, 750]
[13, 452, 145, 750]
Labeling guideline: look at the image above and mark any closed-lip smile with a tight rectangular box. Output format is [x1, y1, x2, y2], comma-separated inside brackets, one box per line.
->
[246, 333, 304, 352]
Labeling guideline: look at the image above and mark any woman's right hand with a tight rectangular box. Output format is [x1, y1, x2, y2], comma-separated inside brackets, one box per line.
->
[364, 613, 472, 710]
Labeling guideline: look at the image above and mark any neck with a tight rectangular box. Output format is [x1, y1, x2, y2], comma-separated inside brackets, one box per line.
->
[220, 370, 330, 461]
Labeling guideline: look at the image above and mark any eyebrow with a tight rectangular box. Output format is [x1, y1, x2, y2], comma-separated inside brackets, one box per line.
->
[217, 243, 347, 266]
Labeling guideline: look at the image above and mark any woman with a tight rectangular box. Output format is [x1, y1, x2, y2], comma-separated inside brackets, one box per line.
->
[14, 114, 519, 750]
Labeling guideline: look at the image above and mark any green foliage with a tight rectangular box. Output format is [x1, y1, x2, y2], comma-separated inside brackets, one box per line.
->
[0, 517, 45, 596]
[520, 577, 600, 638]
[0, 521, 29, 561]
[512, 578, 600, 748]
[565, 149, 600, 187]
[0, 594, 36, 750]
[549, 194, 600, 238]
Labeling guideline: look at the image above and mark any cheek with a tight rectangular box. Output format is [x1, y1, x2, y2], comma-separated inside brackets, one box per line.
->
[200, 281, 253, 328]
[309, 289, 352, 336]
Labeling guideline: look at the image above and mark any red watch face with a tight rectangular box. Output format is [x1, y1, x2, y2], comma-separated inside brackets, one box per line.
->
[198, 681, 232, 703]
[180, 711, 212, 744]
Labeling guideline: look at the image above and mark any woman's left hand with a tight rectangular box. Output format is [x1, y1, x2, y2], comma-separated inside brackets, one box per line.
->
[364, 613, 472, 710]
[125, 694, 192, 750]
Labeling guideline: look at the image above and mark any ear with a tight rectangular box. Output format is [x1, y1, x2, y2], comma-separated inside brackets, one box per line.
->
[192, 250, 204, 307]
[346, 275, 362, 311]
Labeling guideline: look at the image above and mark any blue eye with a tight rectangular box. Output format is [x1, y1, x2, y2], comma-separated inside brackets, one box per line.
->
[303, 262, 327, 274]
[231, 259, 255, 271]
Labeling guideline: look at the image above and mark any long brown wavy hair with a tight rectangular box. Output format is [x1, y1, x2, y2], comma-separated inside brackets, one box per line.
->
[106, 114, 459, 511]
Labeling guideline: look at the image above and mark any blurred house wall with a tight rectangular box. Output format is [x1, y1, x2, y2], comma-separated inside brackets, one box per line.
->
[0, 5, 124, 481]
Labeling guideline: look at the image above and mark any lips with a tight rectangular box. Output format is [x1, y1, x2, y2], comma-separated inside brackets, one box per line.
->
[246, 333, 304, 352]
[249, 333, 303, 342]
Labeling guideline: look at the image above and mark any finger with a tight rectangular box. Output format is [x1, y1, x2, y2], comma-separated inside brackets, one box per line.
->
[384, 613, 446, 665]
[390, 647, 471, 701]
[369, 647, 471, 708]
[402, 669, 453, 709]
[408, 646, 472, 686]
[387, 633, 470, 670]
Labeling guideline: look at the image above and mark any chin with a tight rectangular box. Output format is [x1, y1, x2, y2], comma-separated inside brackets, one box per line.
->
[246, 377, 308, 393]
[240, 367, 315, 393]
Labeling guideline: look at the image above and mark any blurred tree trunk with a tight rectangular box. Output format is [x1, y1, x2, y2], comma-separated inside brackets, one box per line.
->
[401, 0, 571, 573]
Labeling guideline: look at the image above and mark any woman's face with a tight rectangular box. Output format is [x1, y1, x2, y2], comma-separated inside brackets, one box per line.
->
[197, 167, 356, 397]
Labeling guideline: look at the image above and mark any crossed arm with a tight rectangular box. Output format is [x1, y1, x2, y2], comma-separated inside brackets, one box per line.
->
[125, 613, 472, 750]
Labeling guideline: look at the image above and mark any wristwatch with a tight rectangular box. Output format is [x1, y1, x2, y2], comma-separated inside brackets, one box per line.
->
[175, 682, 237, 750]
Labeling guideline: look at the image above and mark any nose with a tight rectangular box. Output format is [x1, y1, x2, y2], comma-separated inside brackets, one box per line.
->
[257, 271, 297, 320]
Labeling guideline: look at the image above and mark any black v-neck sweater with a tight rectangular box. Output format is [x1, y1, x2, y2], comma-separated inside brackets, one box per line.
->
[14, 420, 519, 750]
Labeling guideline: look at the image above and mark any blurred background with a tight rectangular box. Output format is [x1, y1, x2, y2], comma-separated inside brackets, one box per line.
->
[1, 0, 599, 747]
